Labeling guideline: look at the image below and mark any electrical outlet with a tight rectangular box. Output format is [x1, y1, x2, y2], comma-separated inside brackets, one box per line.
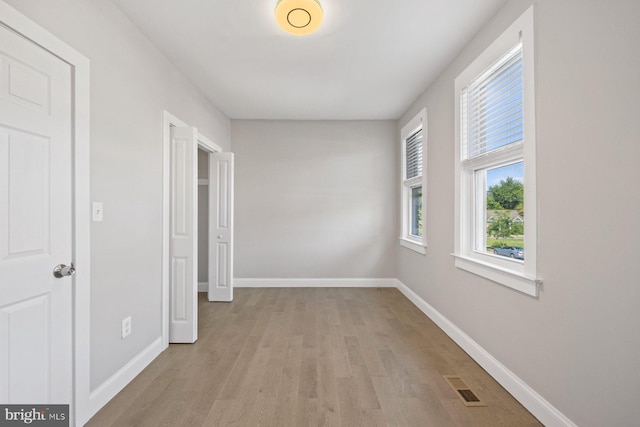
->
[121, 316, 131, 339]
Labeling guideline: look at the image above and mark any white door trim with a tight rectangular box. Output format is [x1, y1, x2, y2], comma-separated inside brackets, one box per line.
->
[162, 111, 220, 349]
[0, 2, 91, 424]
[198, 132, 222, 154]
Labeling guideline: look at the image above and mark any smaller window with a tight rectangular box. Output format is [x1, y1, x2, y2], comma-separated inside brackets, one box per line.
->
[400, 109, 427, 254]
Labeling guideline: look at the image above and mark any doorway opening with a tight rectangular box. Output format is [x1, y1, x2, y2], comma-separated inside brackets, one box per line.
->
[197, 148, 210, 294]
[162, 111, 233, 347]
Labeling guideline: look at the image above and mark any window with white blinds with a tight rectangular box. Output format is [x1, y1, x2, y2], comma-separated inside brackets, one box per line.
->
[462, 43, 523, 160]
[453, 6, 540, 296]
[405, 129, 423, 179]
[400, 109, 427, 253]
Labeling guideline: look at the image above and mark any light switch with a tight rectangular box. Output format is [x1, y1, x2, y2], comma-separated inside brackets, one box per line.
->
[92, 202, 104, 222]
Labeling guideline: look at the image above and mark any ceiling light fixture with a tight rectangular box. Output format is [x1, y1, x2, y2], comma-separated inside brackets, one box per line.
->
[275, 0, 323, 36]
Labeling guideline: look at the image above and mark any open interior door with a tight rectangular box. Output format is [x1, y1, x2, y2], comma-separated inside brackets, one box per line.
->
[209, 152, 234, 302]
[169, 126, 198, 343]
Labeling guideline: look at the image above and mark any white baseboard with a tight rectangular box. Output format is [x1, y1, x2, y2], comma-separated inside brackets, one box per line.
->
[395, 280, 576, 427]
[198, 282, 207, 292]
[234, 278, 398, 288]
[88, 337, 163, 421]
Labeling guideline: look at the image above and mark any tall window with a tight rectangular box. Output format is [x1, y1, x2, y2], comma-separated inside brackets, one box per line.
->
[454, 6, 540, 296]
[463, 43, 524, 256]
[401, 109, 426, 254]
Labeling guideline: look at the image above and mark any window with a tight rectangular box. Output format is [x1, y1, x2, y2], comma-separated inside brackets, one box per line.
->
[454, 6, 541, 296]
[400, 109, 426, 254]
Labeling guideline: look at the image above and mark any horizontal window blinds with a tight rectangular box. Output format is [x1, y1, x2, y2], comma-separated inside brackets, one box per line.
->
[463, 43, 523, 160]
[405, 128, 423, 179]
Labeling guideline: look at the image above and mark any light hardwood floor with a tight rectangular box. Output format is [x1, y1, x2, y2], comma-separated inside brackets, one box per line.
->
[87, 288, 542, 426]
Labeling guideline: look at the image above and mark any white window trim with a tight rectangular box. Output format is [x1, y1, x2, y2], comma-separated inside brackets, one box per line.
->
[453, 6, 542, 296]
[400, 108, 427, 254]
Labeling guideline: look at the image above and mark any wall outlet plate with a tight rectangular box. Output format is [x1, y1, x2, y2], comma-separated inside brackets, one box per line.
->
[121, 316, 131, 339]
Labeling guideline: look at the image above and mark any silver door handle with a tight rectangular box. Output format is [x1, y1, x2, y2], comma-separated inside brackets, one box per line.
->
[53, 263, 75, 278]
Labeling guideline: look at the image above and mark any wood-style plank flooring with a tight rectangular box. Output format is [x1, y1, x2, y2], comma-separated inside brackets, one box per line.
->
[87, 288, 542, 426]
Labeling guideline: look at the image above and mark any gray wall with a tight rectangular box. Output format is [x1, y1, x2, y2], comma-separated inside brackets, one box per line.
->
[397, 0, 640, 425]
[233, 120, 397, 279]
[5, 0, 231, 390]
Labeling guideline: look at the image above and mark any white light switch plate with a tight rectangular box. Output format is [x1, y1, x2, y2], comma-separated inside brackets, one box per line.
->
[92, 202, 104, 222]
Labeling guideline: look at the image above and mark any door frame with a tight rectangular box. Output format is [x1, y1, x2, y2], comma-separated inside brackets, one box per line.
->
[162, 111, 221, 348]
[0, 2, 91, 424]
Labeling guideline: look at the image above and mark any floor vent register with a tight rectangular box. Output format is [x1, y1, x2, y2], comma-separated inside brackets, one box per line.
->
[443, 375, 487, 407]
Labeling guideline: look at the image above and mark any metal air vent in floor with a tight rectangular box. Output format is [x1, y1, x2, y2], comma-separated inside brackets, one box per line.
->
[443, 375, 487, 407]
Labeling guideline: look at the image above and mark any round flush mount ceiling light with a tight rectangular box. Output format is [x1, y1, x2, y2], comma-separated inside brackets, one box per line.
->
[275, 0, 323, 35]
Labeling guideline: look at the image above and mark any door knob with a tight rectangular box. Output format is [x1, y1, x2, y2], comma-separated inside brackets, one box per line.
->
[53, 263, 75, 278]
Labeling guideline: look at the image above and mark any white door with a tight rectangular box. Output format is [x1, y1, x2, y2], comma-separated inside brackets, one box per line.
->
[208, 153, 234, 302]
[0, 24, 73, 403]
[169, 126, 198, 343]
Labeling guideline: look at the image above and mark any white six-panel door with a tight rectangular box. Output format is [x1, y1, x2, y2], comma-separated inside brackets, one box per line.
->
[208, 153, 234, 302]
[0, 23, 73, 403]
[169, 126, 198, 343]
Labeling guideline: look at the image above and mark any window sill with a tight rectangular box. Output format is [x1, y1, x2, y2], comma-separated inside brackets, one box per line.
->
[399, 238, 426, 255]
[452, 253, 541, 297]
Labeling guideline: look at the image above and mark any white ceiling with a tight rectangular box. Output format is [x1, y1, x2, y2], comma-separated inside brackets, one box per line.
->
[110, 0, 505, 120]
